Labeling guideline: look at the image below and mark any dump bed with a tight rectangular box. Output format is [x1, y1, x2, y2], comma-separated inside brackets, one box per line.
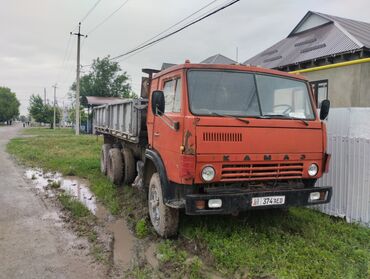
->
[93, 98, 148, 143]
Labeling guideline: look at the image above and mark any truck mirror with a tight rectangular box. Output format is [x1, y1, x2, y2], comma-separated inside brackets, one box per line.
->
[151, 90, 165, 115]
[320, 99, 330, 120]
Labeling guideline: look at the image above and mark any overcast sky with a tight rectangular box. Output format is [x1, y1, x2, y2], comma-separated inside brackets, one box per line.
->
[1, 0, 369, 115]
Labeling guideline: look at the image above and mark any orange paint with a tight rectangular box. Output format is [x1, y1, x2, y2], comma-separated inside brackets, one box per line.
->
[147, 63, 328, 185]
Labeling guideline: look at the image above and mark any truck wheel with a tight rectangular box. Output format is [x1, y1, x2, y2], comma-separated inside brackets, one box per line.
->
[122, 147, 136, 185]
[107, 148, 123, 185]
[148, 173, 179, 237]
[100, 144, 112, 175]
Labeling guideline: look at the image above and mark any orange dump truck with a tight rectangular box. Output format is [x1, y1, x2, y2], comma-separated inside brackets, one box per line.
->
[93, 62, 332, 237]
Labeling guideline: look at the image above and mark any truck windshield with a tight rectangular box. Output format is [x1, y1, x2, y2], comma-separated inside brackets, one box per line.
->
[187, 70, 315, 120]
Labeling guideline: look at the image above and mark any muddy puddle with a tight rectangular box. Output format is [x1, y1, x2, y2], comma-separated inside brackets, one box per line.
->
[25, 168, 136, 269]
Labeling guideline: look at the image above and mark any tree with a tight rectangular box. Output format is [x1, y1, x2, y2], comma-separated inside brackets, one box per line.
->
[0, 87, 20, 123]
[28, 95, 45, 123]
[28, 94, 61, 128]
[70, 56, 133, 106]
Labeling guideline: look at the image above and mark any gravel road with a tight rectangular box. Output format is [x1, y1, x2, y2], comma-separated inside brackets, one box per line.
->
[0, 125, 106, 279]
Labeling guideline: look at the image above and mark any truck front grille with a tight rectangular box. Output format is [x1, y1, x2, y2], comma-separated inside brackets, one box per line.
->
[221, 163, 304, 182]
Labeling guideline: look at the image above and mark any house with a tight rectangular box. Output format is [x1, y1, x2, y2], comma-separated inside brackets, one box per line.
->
[244, 11, 370, 107]
[201, 53, 237, 64]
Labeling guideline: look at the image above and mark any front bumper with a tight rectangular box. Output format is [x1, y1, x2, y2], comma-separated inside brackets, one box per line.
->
[185, 186, 332, 215]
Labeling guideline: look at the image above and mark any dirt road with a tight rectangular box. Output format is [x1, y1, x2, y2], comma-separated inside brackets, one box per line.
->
[0, 125, 106, 279]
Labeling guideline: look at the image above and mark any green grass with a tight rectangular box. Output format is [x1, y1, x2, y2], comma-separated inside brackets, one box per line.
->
[7, 128, 120, 214]
[58, 193, 91, 218]
[180, 209, 370, 278]
[135, 218, 149, 239]
[157, 240, 204, 279]
[7, 128, 370, 278]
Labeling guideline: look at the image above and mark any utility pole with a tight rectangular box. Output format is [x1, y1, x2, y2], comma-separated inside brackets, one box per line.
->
[44, 88, 47, 104]
[71, 22, 86, 135]
[52, 84, 57, 129]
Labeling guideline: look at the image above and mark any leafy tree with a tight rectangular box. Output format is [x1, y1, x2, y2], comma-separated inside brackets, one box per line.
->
[70, 56, 133, 106]
[29, 95, 45, 123]
[0, 87, 20, 123]
[28, 94, 60, 128]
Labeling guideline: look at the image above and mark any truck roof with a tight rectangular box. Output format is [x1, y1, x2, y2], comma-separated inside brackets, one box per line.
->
[153, 62, 307, 81]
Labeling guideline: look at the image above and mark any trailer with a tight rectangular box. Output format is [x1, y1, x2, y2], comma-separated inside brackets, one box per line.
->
[93, 62, 332, 237]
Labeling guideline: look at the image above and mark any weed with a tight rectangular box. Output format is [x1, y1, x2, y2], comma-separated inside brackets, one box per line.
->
[125, 266, 153, 279]
[49, 180, 61, 189]
[135, 218, 149, 238]
[58, 193, 90, 218]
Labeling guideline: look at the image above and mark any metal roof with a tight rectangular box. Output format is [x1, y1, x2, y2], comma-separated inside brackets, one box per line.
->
[244, 11, 370, 69]
[85, 96, 123, 106]
[201, 54, 237, 64]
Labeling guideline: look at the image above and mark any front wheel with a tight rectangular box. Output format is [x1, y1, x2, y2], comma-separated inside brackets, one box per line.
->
[148, 173, 179, 237]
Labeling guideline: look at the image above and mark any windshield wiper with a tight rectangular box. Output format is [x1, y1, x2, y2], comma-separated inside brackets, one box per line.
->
[211, 112, 250, 124]
[258, 114, 309, 126]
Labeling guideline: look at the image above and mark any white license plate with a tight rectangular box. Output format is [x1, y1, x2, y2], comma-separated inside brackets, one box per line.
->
[251, 196, 285, 207]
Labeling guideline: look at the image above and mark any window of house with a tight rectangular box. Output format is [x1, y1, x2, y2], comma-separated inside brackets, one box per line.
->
[163, 78, 182, 113]
[310, 80, 328, 108]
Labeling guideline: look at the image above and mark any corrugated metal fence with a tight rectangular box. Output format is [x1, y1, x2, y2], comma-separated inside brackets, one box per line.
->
[316, 108, 370, 227]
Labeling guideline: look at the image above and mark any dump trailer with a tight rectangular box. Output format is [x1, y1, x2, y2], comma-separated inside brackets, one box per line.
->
[93, 61, 332, 237]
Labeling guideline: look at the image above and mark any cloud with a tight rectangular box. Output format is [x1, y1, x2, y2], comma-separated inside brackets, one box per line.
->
[0, 0, 369, 115]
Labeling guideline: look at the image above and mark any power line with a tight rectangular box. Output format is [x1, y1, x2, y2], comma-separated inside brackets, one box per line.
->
[133, 0, 220, 50]
[87, 0, 130, 35]
[80, 0, 102, 23]
[55, 34, 72, 83]
[110, 0, 240, 61]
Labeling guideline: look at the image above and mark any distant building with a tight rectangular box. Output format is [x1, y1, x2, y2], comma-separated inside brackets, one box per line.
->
[245, 11, 370, 107]
[201, 54, 237, 64]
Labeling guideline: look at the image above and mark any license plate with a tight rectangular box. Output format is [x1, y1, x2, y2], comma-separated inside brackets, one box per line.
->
[251, 196, 285, 207]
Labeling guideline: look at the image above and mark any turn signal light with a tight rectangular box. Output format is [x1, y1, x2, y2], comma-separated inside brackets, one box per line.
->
[195, 200, 205, 209]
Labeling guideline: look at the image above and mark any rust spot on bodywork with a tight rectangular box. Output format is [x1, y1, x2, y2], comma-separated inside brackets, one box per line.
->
[193, 117, 200, 126]
[183, 130, 195, 155]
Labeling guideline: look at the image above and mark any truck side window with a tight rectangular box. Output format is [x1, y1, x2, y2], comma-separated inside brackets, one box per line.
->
[163, 78, 181, 113]
[173, 79, 182, 112]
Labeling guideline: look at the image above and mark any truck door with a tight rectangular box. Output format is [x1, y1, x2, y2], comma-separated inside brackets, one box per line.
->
[152, 73, 184, 183]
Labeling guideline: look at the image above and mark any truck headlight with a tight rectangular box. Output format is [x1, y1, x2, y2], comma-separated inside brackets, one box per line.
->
[201, 166, 215, 182]
[308, 163, 318, 177]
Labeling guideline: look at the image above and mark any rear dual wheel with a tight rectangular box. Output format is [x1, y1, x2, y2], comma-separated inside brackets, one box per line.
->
[107, 148, 123, 185]
[104, 145, 136, 186]
[100, 144, 112, 175]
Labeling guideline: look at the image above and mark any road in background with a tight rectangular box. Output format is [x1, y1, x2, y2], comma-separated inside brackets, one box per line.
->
[0, 124, 105, 279]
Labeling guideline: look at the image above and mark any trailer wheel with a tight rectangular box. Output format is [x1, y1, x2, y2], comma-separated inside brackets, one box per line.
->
[107, 148, 123, 185]
[148, 173, 179, 237]
[122, 147, 136, 185]
[100, 144, 112, 175]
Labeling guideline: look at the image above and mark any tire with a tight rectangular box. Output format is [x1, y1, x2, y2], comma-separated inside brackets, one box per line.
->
[100, 144, 112, 175]
[107, 148, 123, 185]
[148, 173, 179, 237]
[122, 147, 136, 185]
[303, 179, 317, 188]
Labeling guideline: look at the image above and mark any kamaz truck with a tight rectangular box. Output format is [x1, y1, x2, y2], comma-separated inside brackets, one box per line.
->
[93, 61, 332, 237]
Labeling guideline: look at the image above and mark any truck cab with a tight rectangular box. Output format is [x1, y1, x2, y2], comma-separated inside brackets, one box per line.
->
[144, 62, 332, 236]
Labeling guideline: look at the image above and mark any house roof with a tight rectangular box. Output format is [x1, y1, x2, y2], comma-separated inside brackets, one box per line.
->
[244, 11, 370, 69]
[85, 96, 123, 106]
[201, 54, 237, 64]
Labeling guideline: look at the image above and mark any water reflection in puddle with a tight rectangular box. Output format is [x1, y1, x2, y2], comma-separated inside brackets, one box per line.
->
[25, 168, 97, 213]
[25, 168, 136, 268]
